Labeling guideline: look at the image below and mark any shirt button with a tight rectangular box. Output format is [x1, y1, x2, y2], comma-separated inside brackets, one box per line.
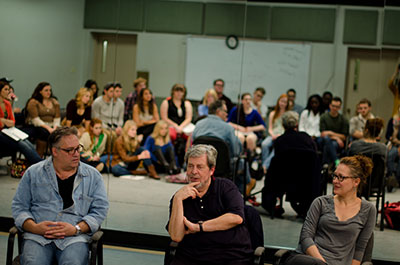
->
[201, 206, 204, 209]
[58, 213, 62, 216]
[200, 200, 202, 202]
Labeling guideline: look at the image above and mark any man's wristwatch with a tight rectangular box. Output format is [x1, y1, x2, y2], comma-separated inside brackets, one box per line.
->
[198, 221, 204, 232]
[75, 224, 82, 235]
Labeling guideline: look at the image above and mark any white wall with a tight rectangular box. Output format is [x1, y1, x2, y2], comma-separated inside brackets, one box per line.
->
[0, 1, 378, 110]
[0, 0, 91, 109]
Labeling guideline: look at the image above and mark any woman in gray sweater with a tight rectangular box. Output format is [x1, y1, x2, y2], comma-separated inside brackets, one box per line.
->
[284, 155, 376, 265]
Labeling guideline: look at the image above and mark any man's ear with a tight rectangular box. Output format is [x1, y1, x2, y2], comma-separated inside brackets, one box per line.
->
[210, 166, 216, 176]
[51, 147, 57, 157]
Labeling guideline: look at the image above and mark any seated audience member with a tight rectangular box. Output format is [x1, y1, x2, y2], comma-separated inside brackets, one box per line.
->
[197, 88, 218, 117]
[12, 127, 109, 265]
[299, 94, 324, 139]
[193, 100, 242, 159]
[84, 79, 99, 99]
[80, 118, 108, 172]
[349, 99, 374, 141]
[0, 81, 42, 165]
[65, 87, 93, 136]
[321, 91, 333, 113]
[5, 80, 24, 126]
[111, 120, 160, 179]
[251, 87, 267, 120]
[144, 120, 180, 175]
[213, 78, 234, 113]
[387, 106, 400, 186]
[124, 77, 147, 121]
[275, 111, 317, 156]
[228, 93, 266, 152]
[349, 118, 386, 158]
[318, 97, 349, 166]
[133, 88, 159, 144]
[92, 82, 124, 154]
[261, 94, 289, 170]
[92, 82, 124, 135]
[282, 155, 376, 265]
[160, 84, 193, 143]
[167, 144, 253, 265]
[287, 88, 303, 114]
[262, 111, 318, 217]
[26, 82, 61, 157]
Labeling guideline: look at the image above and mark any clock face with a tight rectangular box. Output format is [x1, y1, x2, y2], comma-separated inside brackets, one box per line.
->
[226, 35, 239, 49]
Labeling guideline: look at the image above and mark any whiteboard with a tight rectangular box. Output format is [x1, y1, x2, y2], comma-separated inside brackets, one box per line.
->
[185, 36, 311, 107]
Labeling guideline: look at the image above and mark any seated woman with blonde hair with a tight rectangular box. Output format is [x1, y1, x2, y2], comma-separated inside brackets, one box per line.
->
[144, 120, 180, 175]
[282, 155, 376, 265]
[65, 87, 93, 136]
[111, 120, 160, 179]
[79, 118, 107, 172]
[198, 88, 218, 117]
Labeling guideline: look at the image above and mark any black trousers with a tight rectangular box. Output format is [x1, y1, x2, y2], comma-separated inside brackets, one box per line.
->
[283, 251, 327, 265]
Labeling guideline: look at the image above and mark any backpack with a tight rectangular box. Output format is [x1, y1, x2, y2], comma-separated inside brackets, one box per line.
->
[384, 201, 400, 230]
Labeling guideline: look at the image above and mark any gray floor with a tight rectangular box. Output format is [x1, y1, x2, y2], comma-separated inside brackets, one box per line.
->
[1, 159, 400, 263]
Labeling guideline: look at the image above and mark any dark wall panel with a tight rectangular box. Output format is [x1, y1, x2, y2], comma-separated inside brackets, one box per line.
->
[204, 3, 246, 36]
[145, 1, 203, 34]
[118, 0, 144, 31]
[270, 7, 336, 42]
[343, 10, 378, 45]
[245, 6, 270, 39]
[383, 10, 400, 45]
[84, 0, 119, 29]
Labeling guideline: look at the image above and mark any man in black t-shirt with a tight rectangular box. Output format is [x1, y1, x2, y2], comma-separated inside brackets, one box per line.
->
[167, 144, 252, 265]
[213, 78, 234, 113]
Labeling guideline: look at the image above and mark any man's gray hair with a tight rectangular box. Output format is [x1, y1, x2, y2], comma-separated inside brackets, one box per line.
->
[185, 144, 218, 169]
[282, 111, 299, 130]
[48, 126, 78, 154]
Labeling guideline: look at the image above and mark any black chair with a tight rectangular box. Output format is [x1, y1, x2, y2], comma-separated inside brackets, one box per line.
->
[347, 150, 387, 231]
[261, 148, 322, 218]
[164, 205, 265, 265]
[273, 232, 374, 265]
[6, 226, 104, 265]
[192, 136, 237, 180]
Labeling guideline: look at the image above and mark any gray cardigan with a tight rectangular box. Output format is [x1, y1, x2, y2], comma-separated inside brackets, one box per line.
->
[297, 195, 376, 265]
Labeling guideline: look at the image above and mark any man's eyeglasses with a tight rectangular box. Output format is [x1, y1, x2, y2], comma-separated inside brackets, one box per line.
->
[57, 144, 83, 155]
[331, 173, 356, 182]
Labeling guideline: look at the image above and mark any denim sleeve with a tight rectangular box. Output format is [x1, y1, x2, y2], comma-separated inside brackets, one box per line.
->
[82, 172, 109, 233]
[12, 170, 35, 230]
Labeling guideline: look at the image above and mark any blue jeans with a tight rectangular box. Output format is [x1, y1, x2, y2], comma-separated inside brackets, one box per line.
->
[261, 136, 275, 169]
[21, 239, 89, 265]
[0, 132, 42, 164]
[111, 147, 152, 176]
[318, 136, 339, 165]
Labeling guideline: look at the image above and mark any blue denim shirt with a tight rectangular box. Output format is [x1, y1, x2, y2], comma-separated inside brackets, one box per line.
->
[12, 157, 109, 250]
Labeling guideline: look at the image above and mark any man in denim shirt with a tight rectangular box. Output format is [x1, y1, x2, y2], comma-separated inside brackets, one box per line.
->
[12, 127, 109, 265]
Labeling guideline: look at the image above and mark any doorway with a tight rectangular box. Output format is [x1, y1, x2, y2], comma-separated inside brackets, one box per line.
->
[92, 33, 138, 99]
[344, 48, 400, 123]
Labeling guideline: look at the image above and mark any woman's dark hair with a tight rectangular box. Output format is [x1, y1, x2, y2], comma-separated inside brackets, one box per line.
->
[170, 84, 187, 99]
[84, 79, 98, 98]
[137, 88, 154, 115]
[305, 94, 324, 115]
[364, 118, 384, 139]
[340, 155, 373, 193]
[0, 81, 8, 92]
[237, 93, 251, 126]
[29, 82, 53, 104]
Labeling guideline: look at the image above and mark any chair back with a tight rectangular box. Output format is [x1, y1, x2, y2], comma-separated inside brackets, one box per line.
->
[192, 136, 232, 179]
[244, 205, 264, 250]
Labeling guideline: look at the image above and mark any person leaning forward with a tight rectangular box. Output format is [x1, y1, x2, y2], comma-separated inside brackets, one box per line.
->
[12, 126, 109, 265]
[167, 144, 253, 265]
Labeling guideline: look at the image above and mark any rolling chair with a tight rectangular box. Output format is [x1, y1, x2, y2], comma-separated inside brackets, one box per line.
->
[192, 136, 238, 180]
[6, 226, 104, 265]
[164, 205, 265, 265]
